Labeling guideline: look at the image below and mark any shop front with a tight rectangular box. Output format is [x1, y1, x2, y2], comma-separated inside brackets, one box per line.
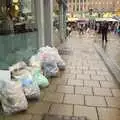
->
[0, 0, 38, 69]
[0, 0, 67, 69]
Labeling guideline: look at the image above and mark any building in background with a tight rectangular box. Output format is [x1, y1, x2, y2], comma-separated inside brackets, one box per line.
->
[67, 0, 120, 14]
[88, 0, 120, 12]
[67, 0, 89, 13]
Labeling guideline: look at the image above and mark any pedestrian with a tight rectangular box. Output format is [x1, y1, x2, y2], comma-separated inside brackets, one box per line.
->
[66, 25, 72, 37]
[117, 25, 120, 36]
[79, 24, 84, 35]
[101, 21, 108, 46]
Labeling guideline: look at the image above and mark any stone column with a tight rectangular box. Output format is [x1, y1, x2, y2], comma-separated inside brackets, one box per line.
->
[59, 2, 64, 42]
[34, 0, 45, 47]
[44, 0, 53, 46]
[63, 3, 67, 39]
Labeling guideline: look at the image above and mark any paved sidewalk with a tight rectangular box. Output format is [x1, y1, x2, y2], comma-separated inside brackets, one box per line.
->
[94, 32, 120, 68]
[2, 31, 120, 120]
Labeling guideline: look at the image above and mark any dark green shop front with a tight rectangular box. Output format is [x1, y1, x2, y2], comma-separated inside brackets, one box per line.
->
[0, 0, 38, 69]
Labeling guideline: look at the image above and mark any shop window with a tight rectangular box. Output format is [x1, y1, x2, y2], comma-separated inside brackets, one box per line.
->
[73, 5, 75, 11]
[77, 5, 79, 11]
[80, 0, 83, 3]
[0, 0, 38, 69]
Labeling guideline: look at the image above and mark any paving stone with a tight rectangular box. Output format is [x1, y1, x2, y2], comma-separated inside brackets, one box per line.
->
[105, 97, 120, 108]
[96, 71, 111, 76]
[93, 88, 112, 96]
[91, 75, 106, 81]
[0, 115, 4, 120]
[64, 94, 84, 105]
[89, 67, 101, 70]
[42, 114, 88, 120]
[44, 85, 57, 92]
[74, 106, 98, 120]
[75, 87, 93, 95]
[98, 107, 120, 120]
[112, 89, 120, 97]
[44, 115, 63, 120]
[61, 74, 76, 79]
[40, 91, 45, 101]
[27, 102, 50, 114]
[100, 81, 119, 89]
[43, 92, 64, 103]
[76, 74, 90, 80]
[4, 114, 32, 120]
[76, 67, 89, 70]
[32, 115, 43, 120]
[85, 96, 106, 107]
[104, 76, 114, 81]
[49, 104, 73, 116]
[51, 79, 68, 85]
[68, 80, 83, 86]
[84, 80, 100, 87]
[83, 70, 96, 75]
[56, 85, 74, 94]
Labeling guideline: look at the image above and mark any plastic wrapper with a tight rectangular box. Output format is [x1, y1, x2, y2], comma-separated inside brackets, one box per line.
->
[32, 68, 49, 88]
[9, 61, 27, 72]
[13, 70, 40, 99]
[29, 55, 41, 68]
[57, 61, 66, 70]
[0, 80, 28, 114]
[43, 61, 59, 77]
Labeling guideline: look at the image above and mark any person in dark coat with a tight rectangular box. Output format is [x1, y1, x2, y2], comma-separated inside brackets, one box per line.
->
[101, 21, 108, 46]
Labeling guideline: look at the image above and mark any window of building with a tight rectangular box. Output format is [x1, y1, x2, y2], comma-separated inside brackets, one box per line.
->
[77, 0, 79, 3]
[80, 0, 83, 3]
[73, 0, 75, 3]
[73, 4, 75, 11]
[77, 5, 79, 11]
[0, 0, 38, 69]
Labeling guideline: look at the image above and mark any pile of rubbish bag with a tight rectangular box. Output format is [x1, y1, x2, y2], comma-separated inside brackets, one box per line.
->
[0, 46, 66, 114]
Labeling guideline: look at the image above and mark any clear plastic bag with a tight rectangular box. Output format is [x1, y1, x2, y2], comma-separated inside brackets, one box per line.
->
[0, 80, 28, 114]
[32, 68, 49, 88]
[13, 70, 40, 99]
[9, 61, 27, 72]
[43, 61, 59, 77]
[29, 55, 41, 68]
[38, 46, 66, 70]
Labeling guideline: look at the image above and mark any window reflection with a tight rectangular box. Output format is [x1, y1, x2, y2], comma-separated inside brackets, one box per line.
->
[0, 0, 38, 69]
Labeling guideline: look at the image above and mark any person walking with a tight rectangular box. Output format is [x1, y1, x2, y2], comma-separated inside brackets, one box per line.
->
[101, 21, 108, 46]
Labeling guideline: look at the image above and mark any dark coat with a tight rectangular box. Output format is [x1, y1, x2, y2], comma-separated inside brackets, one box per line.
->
[101, 23, 108, 34]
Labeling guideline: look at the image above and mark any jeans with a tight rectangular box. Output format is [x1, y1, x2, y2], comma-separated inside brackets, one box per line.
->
[102, 33, 107, 43]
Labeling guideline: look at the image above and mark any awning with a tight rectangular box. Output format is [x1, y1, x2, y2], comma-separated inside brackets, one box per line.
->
[67, 17, 79, 22]
[113, 16, 120, 21]
[96, 18, 118, 22]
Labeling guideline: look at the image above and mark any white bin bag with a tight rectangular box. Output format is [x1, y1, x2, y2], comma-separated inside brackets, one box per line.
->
[13, 70, 40, 99]
[0, 80, 28, 114]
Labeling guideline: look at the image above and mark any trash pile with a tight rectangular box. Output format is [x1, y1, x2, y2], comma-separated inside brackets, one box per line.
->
[0, 46, 65, 115]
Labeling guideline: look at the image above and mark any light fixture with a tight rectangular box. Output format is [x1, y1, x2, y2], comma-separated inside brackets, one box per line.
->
[13, 0, 19, 3]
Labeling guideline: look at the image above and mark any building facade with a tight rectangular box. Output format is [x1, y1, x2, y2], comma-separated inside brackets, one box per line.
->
[67, 0, 120, 13]
[67, 0, 89, 13]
